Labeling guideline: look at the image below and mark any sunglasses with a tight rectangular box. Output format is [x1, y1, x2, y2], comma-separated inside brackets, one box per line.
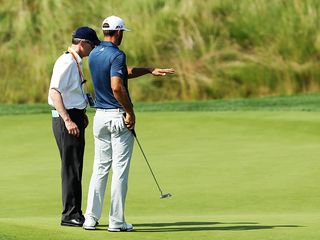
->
[74, 38, 95, 48]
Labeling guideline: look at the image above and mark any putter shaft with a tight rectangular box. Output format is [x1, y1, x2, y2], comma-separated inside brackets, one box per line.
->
[133, 131, 164, 195]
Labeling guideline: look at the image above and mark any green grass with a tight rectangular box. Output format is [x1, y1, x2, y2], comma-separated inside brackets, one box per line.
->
[2, 0, 320, 102]
[1, 93, 320, 115]
[0, 108, 320, 239]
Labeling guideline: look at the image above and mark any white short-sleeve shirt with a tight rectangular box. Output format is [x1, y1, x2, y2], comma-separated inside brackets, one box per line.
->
[48, 48, 87, 110]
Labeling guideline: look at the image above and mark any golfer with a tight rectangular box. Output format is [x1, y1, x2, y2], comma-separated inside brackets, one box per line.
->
[48, 27, 100, 227]
[83, 16, 174, 231]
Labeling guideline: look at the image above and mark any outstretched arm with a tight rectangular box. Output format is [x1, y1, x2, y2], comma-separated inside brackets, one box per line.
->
[127, 67, 175, 79]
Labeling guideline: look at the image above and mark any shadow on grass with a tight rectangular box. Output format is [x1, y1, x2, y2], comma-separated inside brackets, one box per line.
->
[97, 221, 301, 232]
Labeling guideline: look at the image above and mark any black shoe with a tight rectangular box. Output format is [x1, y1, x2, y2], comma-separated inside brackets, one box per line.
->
[61, 218, 84, 227]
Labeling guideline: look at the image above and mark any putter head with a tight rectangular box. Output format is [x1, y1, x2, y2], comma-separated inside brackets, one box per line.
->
[160, 193, 172, 199]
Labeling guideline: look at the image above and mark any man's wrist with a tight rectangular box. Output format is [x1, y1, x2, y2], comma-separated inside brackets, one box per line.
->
[148, 68, 154, 74]
[126, 110, 135, 116]
[64, 117, 72, 123]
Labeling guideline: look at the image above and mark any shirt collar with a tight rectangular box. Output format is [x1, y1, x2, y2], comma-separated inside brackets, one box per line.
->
[68, 47, 83, 64]
[100, 41, 118, 48]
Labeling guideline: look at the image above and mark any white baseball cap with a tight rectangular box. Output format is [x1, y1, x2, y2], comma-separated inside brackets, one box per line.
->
[101, 16, 130, 31]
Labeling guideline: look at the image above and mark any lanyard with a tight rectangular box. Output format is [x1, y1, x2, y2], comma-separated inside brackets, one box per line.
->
[68, 47, 85, 81]
[67, 47, 89, 103]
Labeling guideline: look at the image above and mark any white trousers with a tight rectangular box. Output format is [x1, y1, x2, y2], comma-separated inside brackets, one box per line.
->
[85, 110, 134, 227]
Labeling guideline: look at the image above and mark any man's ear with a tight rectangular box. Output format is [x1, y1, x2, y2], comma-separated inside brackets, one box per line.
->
[79, 40, 85, 47]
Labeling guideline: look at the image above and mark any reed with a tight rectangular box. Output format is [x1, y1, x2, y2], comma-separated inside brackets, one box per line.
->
[1, 0, 320, 103]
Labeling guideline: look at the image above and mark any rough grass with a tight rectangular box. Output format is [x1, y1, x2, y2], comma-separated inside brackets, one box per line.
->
[1, 0, 320, 103]
[1, 93, 320, 115]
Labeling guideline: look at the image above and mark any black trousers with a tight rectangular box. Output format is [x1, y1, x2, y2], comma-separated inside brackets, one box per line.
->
[52, 109, 85, 221]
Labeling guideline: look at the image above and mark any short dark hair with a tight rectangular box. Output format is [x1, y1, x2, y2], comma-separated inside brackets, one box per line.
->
[103, 30, 117, 37]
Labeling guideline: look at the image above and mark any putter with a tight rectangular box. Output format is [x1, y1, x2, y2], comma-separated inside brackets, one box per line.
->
[132, 129, 172, 199]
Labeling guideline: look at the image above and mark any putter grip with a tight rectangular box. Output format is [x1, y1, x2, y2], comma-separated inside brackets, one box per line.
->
[123, 112, 137, 137]
[131, 129, 137, 137]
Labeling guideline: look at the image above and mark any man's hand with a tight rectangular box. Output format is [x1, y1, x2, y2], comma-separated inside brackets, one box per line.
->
[151, 68, 175, 76]
[65, 119, 80, 137]
[50, 88, 81, 137]
[124, 112, 135, 130]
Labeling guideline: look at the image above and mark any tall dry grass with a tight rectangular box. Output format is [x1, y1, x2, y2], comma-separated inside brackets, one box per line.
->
[0, 0, 320, 103]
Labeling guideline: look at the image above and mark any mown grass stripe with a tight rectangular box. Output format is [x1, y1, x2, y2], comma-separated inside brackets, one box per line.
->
[1, 93, 320, 115]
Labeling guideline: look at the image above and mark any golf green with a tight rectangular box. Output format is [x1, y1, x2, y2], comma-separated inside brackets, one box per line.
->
[0, 111, 319, 240]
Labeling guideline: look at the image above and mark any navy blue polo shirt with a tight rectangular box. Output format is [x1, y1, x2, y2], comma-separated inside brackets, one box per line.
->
[89, 41, 131, 109]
